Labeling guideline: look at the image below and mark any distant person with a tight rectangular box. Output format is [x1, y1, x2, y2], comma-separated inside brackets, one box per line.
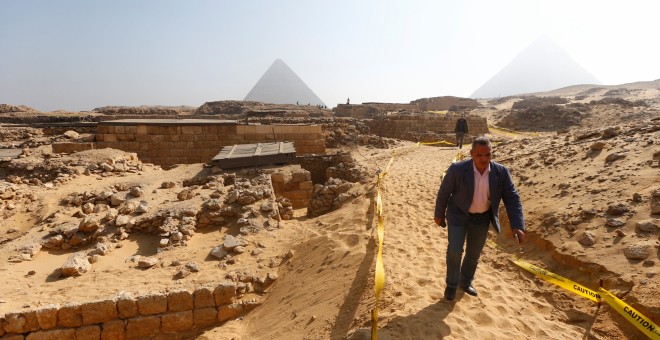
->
[434, 137, 525, 302]
[347, 98, 350, 105]
[296, 101, 299, 105]
[454, 114, 469, 149]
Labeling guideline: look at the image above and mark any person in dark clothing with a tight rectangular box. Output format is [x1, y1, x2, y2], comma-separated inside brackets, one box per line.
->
[454, 114, 469, 149]
[434, 137, 525, 301]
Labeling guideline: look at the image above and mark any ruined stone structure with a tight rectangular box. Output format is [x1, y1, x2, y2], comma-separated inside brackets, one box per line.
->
[0, 281, 261, 339]
[410, 96, 481, 111]
[334, 102, 418, 118]
[365, 114, 488, 139]
[93, 119, 325, 166]
[270, 168, 313, 209]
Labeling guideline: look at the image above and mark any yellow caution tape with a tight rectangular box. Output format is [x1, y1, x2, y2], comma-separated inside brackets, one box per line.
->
[372, 152, 393, 339]
[599, 288, 660, 339]
[419, 140, 455, 146]
[513, 259, 601, 303]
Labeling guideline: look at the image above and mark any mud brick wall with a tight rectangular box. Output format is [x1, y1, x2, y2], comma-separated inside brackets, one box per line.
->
[0, 282, 261, 340]
[271, 170, 313, 209]
[364, 115, 489, 139]
[94, 120, 325, 166]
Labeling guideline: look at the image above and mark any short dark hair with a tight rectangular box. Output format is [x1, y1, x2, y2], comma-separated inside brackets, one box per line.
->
[471, 136, 492, 149]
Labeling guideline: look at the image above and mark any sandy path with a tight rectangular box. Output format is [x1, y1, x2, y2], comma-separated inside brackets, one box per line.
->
[360, 145, 586, 339]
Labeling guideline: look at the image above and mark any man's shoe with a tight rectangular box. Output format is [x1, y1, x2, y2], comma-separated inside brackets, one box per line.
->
[444, 287, 457, 301]
[461, 284, 478, 296]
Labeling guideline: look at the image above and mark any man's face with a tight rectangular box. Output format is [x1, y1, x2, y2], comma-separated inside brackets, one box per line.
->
[470, 144, 492, 169]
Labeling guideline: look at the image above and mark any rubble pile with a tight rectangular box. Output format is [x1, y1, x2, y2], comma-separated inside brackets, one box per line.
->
[1, 149, 143, 187]
[511, 96, 568, 109]
[307, 178, 356, 217]
[0, 104, 37, 113]
[324, 153, 369, 183]
[497, 105, 584, 131]
[0, 181, 38, 221]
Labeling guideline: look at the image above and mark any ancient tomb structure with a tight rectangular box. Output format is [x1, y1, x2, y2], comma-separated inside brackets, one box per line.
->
[92, 119, 325, 166]
[365, 114, 489, 138]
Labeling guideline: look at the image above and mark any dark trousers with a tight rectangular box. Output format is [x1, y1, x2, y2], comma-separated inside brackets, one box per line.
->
[446, 211, 491, 289]
[455, 132, 466, 148]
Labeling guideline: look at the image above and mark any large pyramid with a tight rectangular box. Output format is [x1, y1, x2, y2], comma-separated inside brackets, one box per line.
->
[244, 59, 325, 106]
[471, 36, 600, 98]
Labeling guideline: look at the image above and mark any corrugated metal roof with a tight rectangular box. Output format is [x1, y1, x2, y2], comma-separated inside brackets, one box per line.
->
[212, 142, 296, 168]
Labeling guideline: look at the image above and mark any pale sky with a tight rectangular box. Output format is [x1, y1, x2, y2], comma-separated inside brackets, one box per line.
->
[1, 0, 659, 111]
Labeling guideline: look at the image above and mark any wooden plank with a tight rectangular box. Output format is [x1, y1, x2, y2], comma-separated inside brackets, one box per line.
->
[226, 145, 238, 159]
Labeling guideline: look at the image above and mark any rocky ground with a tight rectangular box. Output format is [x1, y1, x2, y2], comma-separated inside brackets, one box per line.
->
[0, 82, 658, 339]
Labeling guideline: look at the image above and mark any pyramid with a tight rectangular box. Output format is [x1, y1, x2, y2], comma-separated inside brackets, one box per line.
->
[244, 59, 325, 106]
[471, 36, 600, 98]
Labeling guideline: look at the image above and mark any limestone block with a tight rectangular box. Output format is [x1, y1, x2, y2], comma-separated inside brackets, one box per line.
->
[35, 306, 59, 330]
[117, 297, 138, 319]
[299, 181, 314, 190]
[23, 311, 40, 332]
[167, 290, 193, 312]
[161, 311, 193, 332]
[217, 303, 243, 322]
[76, 325, 101, 340]
[101, 319, 126, 340]
[136, 125, 147, 134]
[193, 286, 216, 308]
[81, 299, 118, 325]
[57, 305, 83, 328]
[270, 173, 285, 183]
[193, 308, 217, 328]
[242, 299, 262, 313]
[25, 329, 76, 340]
[126, 316, 160, 340]
[213, 282, 236, 306]
[137, 294, 168, 315]
[61, 252, 91, 276]
[3, 313, 27, 333]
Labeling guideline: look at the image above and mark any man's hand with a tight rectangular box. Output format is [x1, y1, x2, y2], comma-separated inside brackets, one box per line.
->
[434, 217, 446, 228]
[512, 229, 525, 243]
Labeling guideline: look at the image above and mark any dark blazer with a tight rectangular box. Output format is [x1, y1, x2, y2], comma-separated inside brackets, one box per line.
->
[434, 159, 525, 233]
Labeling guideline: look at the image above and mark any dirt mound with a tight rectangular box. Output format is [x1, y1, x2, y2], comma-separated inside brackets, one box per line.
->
[511, 96, 569, 109]
[0, 104, 38, 113]
[498, 105, 584, 131]
[590, 97, 647, 107]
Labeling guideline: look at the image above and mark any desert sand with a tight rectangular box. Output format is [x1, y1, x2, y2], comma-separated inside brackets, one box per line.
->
[0, 82, 659, 339]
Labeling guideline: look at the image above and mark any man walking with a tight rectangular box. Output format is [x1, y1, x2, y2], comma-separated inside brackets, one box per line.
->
[434, 137, 525, 301]
[454, 114, 469, 149]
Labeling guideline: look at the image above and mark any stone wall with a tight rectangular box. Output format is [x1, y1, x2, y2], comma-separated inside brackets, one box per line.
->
[364, 114, 489, 139]
[270, 169, 313, 209]
[94, 120, 325, 166]
[0, 281, 262, 339]
[333, 104, 382, 119]
[361, 103, 419, 112]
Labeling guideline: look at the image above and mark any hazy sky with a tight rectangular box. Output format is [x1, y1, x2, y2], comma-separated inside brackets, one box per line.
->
[1, 0, 659, 111]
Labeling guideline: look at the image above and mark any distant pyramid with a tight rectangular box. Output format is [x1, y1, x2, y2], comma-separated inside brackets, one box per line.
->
[471, 36, 600, 98]
[244, 59, 325, 106]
